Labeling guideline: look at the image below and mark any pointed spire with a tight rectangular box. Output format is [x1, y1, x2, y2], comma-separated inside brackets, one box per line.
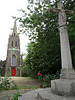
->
[12, 20, 17, 35]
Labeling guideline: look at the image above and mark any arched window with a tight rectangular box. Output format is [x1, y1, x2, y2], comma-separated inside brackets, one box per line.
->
[12, 54, 16, 66]
[15, 41, 17, 47]
[11, 41, 13, 46]
[14, 33, 15, 36]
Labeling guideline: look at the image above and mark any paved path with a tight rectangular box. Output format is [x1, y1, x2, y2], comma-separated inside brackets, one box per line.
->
[0, 77, 41, 100]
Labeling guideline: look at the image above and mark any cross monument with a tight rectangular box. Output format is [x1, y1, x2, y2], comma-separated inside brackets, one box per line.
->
[49, 1, 75, 96]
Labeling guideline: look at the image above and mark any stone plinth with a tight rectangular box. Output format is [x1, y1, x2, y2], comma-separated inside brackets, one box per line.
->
[60, 68, 75, 79]
[37, 88, 75, 100]
[51, 79, 75, 96]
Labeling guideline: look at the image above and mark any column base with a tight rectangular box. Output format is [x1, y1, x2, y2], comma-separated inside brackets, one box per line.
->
[51, 79, 75, 96]
[60, 68, 75, 79]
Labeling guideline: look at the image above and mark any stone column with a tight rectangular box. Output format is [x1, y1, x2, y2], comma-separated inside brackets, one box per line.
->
[58, 3, 72, 69]
[58, 2, 75, 79]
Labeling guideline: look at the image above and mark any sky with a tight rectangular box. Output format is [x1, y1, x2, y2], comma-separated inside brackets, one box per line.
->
[0, 0, 30, 61]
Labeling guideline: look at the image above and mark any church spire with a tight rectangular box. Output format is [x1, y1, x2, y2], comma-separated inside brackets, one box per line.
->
[12, 20, 17, 35]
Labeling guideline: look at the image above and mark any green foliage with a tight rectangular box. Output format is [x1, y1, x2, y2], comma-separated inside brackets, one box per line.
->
[21, 64, 30, 77]
[0, 77, 18, 91]
[69, 32, 75, 67]
[4, 72, 8, 77]
[10, 80, 18, 90]
[0, 77, 11, 90]
[38, 71, 60, 87]
[11, 92, 21, 100]
[18, 0, 75, 78]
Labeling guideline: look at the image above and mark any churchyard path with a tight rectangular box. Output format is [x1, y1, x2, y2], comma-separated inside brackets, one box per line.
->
[0, 77, 41, 100]
[11, 77, 41, 87]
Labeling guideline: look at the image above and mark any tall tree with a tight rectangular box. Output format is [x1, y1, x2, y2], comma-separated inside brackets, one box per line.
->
[18, 0, 75, 77]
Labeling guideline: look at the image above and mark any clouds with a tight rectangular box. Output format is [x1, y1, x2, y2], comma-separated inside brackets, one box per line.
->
[0, 0, 29, 60]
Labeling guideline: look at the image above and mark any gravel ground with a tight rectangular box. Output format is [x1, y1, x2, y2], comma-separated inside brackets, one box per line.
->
[10, 77, 41, 87]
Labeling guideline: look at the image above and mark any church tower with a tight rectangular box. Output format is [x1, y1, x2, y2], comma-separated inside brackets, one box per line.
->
[6, 20, 20, 76]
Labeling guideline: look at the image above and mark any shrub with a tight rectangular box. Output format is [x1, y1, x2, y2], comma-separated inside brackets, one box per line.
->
[37, 71, 60, 88]
[0, 77, 18, 91]
[10, 80, 18, 90]
[0, 77, 11, 90]
[4, 72, 8, 77]
[21, 72, 29, 77]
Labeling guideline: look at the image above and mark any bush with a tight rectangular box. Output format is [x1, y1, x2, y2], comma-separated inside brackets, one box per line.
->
[0, 77, 11, 90]
[0, 77, 18, 91]
[21, 65, 30, 77]
[4, 72, 8, 77]
[37, 71, 60, 88]
[21, 72, 29, 77]
[10, 80, 18, 90]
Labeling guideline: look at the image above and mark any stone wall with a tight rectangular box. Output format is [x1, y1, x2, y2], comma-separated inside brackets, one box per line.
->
[0, 60, 6, 76]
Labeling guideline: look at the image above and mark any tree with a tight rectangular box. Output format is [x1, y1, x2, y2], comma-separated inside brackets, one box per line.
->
[18, 0, 75, 77]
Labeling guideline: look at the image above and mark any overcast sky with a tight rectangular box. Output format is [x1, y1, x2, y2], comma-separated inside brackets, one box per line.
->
[0, 0, 30, 61]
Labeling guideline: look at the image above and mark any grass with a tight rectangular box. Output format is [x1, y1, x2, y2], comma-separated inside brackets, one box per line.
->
[18, 85, 40, 90]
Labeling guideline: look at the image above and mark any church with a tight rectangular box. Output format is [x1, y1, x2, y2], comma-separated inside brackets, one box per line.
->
[0, 20, 22, 76]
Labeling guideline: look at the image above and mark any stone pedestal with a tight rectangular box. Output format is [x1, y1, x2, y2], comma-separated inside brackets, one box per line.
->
[51, 79, 75, 96]
[60, 68, 75, 79]
[37, 88, 75, 100]
[51, 68, 75, 96]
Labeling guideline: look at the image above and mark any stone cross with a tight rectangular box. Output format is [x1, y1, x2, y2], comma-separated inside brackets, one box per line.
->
[49, 2, 75, 79]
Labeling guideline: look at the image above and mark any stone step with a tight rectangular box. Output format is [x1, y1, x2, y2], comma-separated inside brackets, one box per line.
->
[38, 88, 75, 100]
[18, 88, 75, 100]
[18, 88, 42, 100]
